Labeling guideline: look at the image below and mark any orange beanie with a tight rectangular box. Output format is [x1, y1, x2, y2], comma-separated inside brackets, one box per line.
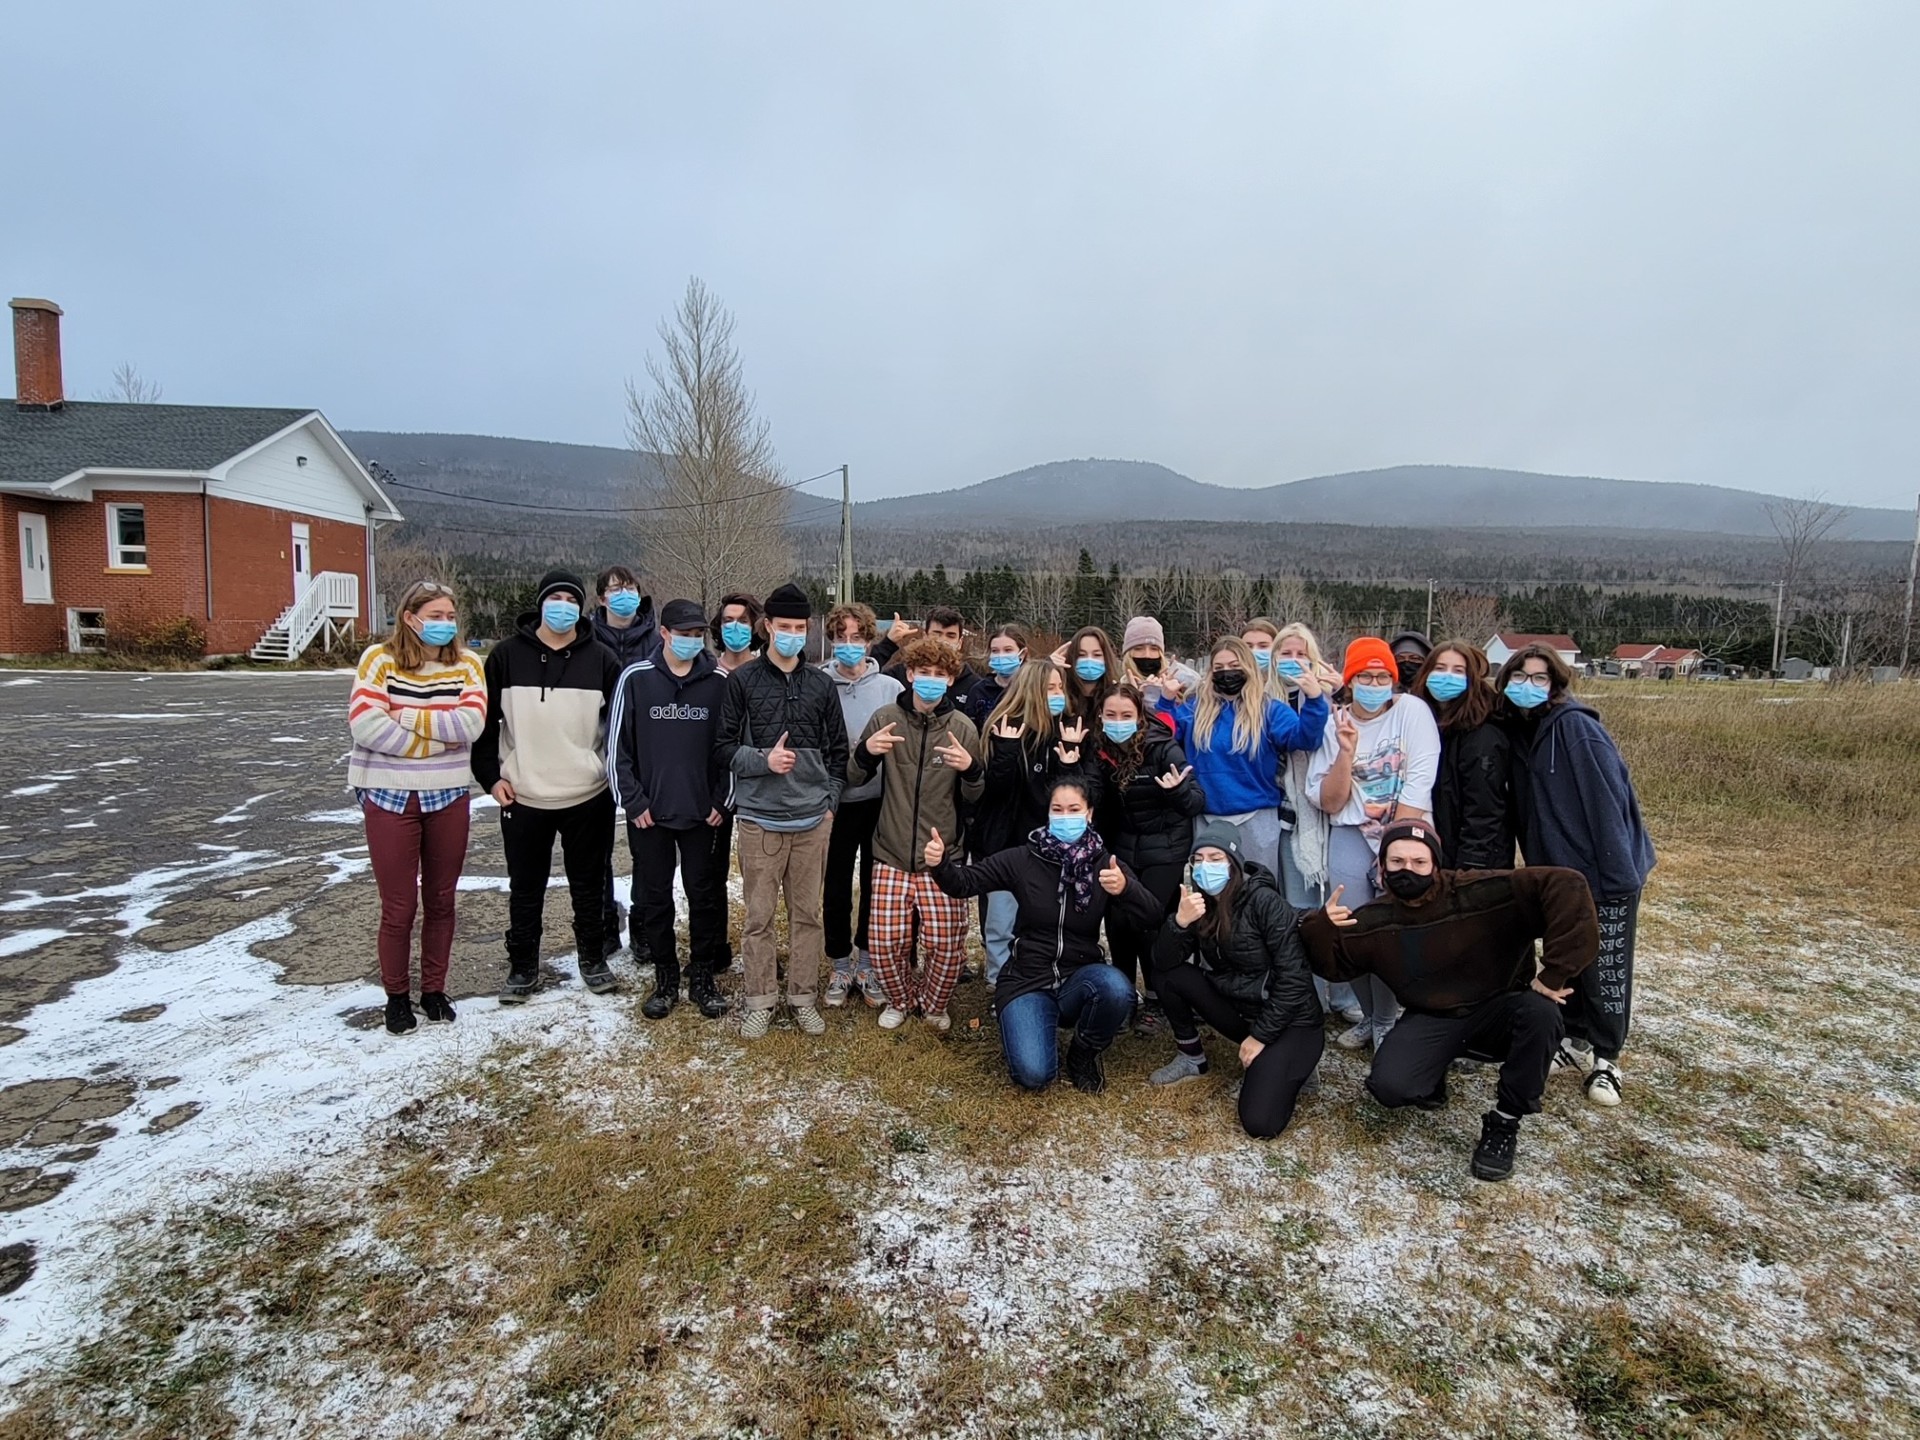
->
[1343, 637, 1397, 686]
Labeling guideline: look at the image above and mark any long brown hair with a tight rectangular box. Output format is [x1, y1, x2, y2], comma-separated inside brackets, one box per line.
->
[385, 580, 462, 672]
[1194, 854, 1243, 947]
[1413, 641, 1496, 733]
[1099, 684, 1151, 786]
[1064, 625, 1117, 713]
[985, 659, 1066, 751]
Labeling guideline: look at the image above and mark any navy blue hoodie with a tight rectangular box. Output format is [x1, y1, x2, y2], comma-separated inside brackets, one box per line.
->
[1510, 698, 1654, 901]
[607, 644, 733, 828]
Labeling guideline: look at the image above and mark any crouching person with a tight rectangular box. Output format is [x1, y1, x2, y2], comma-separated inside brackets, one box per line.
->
[1149, 821, 1325, 1139]
[928, 779, 1159, 1092]
[1298, 819, 1598, 1181]
[848, 638, 985, 1031]
[609, 600, 733, 1021]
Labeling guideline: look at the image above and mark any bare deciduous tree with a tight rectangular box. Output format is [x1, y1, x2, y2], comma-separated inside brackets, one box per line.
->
[99, 362, 162, 403]
[1016, 568, 1071, 644]
[1109, 574, 1149, 633]
[1216, 571, 1258, 635]
[626, 277, 789, 611]
[1432, 590, 1508, 648]
[1265, 574, 1310, 626]
[1766, 494, 1850, 668]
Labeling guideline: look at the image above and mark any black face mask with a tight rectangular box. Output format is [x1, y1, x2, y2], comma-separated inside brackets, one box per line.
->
[1134, 657, 1163, 677]
[1212, 669, 1248, 696]
[1383, 868, 1435, 900]
[1396, 657, 1424, 690]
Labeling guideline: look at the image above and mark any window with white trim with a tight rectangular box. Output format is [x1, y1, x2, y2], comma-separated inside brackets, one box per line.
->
[106, 504, 147, 568]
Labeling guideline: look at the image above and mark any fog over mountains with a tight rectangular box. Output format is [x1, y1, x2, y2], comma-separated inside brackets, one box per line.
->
[342, 433, 1914, 545]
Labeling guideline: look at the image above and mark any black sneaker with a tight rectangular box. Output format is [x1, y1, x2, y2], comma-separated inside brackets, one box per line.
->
[499, 968, 540, 1005]
[1065, 1038, 1106, 1095]
[579, 956, 619, 994]
[1471, 1110, 1520, 1182]
[641, 982, 678, 1019]
[384, 994, 418, 1036]
[420, 992, 457, 1025]
[688, 973, 729, 1019]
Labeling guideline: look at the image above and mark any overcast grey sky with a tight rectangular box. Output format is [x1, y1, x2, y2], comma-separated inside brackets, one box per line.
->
[7, 2, 1916, 508]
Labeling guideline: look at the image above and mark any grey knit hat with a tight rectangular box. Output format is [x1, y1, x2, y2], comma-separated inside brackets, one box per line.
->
[1190, 818, 1244, 863]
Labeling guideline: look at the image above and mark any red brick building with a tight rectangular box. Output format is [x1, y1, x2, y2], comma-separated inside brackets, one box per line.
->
[2, 299, 402, 657]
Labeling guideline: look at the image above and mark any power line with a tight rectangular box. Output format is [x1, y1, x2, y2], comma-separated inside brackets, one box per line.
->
[398, 497, 845, 545]
[374, 465, 844, 517]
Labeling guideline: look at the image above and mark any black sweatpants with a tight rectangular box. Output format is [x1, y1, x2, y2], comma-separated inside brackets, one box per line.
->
[1156, 964, 1326, 1140]
[1366, 990, 1564, 1118]
[822, 795, 883, 961]
[1565, 892, 1638, 1061]
[500, 789, 616, 970]
[627, 821, 726, 985]
[695, 811, 736, 967]
[1106, 860, 1182, 1000]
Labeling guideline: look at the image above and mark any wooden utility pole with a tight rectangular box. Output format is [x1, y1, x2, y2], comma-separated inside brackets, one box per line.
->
[1771, 581, 1786, 673]
[838, 464, 854, 604]
[1902, 491, 1919, 675]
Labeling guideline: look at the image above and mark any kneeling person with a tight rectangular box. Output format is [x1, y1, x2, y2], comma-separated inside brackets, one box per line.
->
[1299, 819, 1597, 1182]
[609, 600, 733, 1020]
[1151, 821, 1325, 1140]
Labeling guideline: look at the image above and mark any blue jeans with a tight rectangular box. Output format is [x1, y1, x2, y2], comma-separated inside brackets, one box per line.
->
[982, 890, 1017, 986]
[997, 964, 1135, 1090]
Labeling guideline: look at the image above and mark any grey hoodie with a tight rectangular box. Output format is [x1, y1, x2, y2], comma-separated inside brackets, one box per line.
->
[822, 657, 904, 804]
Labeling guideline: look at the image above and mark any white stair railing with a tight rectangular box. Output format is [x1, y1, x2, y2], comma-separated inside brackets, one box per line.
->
[249, 572, 361, 661]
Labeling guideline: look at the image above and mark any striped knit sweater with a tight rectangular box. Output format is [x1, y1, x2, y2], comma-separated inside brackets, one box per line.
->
[347, 643, 488, 793]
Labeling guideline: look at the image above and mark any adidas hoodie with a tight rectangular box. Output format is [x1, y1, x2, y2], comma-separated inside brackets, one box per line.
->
[471, 613, 623, 809]
[608, 644, 734, 827]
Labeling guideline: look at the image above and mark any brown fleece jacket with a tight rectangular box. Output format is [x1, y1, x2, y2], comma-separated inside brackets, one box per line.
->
[1298, 867, 1597, 1019]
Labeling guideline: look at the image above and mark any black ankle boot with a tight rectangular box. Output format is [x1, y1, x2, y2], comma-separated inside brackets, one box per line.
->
[1472, 1110, 1520, 1182]
[642, 967, 680, 1019]
[687, 970, 728, 1019]
[1065, 1037, 1106, 1094]
[384, 993, 417, 1036]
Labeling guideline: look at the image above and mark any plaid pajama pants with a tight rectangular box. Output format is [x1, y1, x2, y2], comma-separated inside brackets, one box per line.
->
[866, 861, 971, 1016]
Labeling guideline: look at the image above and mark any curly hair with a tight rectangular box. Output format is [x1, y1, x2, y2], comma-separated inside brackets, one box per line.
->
[900, 636, 963, 678]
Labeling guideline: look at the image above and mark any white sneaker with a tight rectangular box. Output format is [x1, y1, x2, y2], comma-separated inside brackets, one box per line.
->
[922, 1010, 951, 1033]
[824, 972, 852, 1008]
[791, 1003, 826, 1036]
[1553, 1038, 1596, 1077]
[1337, 1004, 1366, 1026]
[739, 1007, 773, 1040]
[877, 1006, 908, 1031]
[1335, 1022, 1373, 1050]
[1584, 1058, 1622, 1107]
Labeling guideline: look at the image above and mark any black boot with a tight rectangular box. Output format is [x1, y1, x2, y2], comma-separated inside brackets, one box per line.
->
[420, 991, 457, 1025]
[642, 960, 680, 1020]
[384, 993, 418, 1036]
[579, 953, 619, 994]
[687, 966, 729, 1019]
[1065, 1037, 1106, 1094]
[499, 965, 540, 1005]
[1472, 1110, 1520, 1182]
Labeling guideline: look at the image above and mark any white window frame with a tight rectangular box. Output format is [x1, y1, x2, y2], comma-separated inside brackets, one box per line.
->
[105, 503, 148, 569]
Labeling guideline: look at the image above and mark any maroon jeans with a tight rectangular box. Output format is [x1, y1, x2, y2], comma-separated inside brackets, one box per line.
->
[363, 795, 471, 995]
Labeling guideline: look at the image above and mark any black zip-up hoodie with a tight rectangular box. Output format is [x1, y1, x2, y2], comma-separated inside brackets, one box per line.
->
[933, 837, 1160, 1011]
[607, 644, 733, 827]
[590, 598, 659, 670]
[471, 612, 622, 808]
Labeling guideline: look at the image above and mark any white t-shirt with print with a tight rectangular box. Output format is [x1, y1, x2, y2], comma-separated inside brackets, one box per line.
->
[1304, 695, 1441, 849]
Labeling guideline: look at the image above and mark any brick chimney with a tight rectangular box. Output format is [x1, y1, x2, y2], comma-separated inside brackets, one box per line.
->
[10, 298, 65, 410]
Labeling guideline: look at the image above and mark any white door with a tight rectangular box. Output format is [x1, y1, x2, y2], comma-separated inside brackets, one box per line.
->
[18, 513, 51, 604]
[291, 523, 311, 599]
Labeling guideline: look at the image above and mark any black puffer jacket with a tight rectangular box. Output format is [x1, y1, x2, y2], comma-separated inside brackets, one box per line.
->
[716, 655, 849, 825]
[1152, 861, 1321, 1042]
[933, 838, 1161, 1010]
[1431, 718, 1515, 871]
[971, 728, 1103, 857]
[590, 600, 659, 670]
[1093, 718, 1208, 873]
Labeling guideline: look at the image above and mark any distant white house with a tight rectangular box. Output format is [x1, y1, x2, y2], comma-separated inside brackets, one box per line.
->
[1614, 643, 1705, 678]
[1485, 631, 1580, 669]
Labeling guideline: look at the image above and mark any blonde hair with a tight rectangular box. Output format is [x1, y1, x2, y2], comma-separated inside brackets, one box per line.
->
[986, 659, 1066, 751]
[1191, 636, 1267, 756]
[1274, 621, 1341, 693]
[385, 580, 462, 672]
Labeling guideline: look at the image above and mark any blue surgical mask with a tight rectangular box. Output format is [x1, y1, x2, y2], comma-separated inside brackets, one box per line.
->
[1047, 813, 1089, 844]
[989, 652, 1022, 677]
[1425, 672, 1469, 702]
[1352, 682, 1394, 711]
[1047, 693, 1068, 717]
[1250, 648, 1273, 672]
[1192, 860, 1231, 895]
[912, 675, 950, 704]
[1505, 679, 1550, 710]
[1275, 658, 1307, 681]
[1102, 719, 1138, 744]
[668, 634, 705, 662]
[542, 599, 580, 633]
[772, 631, 807, 659]
[721, 621, 753, 652]
[1074, 658, 1107, 683]
[418, 619, 457, 647]
[606, 590, 641, 618]
[833, 643, 868, 669]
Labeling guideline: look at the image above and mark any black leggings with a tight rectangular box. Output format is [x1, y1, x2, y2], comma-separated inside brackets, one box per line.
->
[1106, 860, 1182, 998]
[1156, 964, 1326, 1139]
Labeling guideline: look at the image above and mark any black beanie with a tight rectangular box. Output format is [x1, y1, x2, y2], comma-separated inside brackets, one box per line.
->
[536, 569, 587, 606]
[1376, 818, 1445, 868]
[764, 582, 812, 620]
[660, 598, 706, 631]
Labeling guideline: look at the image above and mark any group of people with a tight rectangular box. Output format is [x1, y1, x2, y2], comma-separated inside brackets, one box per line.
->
[347, 567, 1654, 1181]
